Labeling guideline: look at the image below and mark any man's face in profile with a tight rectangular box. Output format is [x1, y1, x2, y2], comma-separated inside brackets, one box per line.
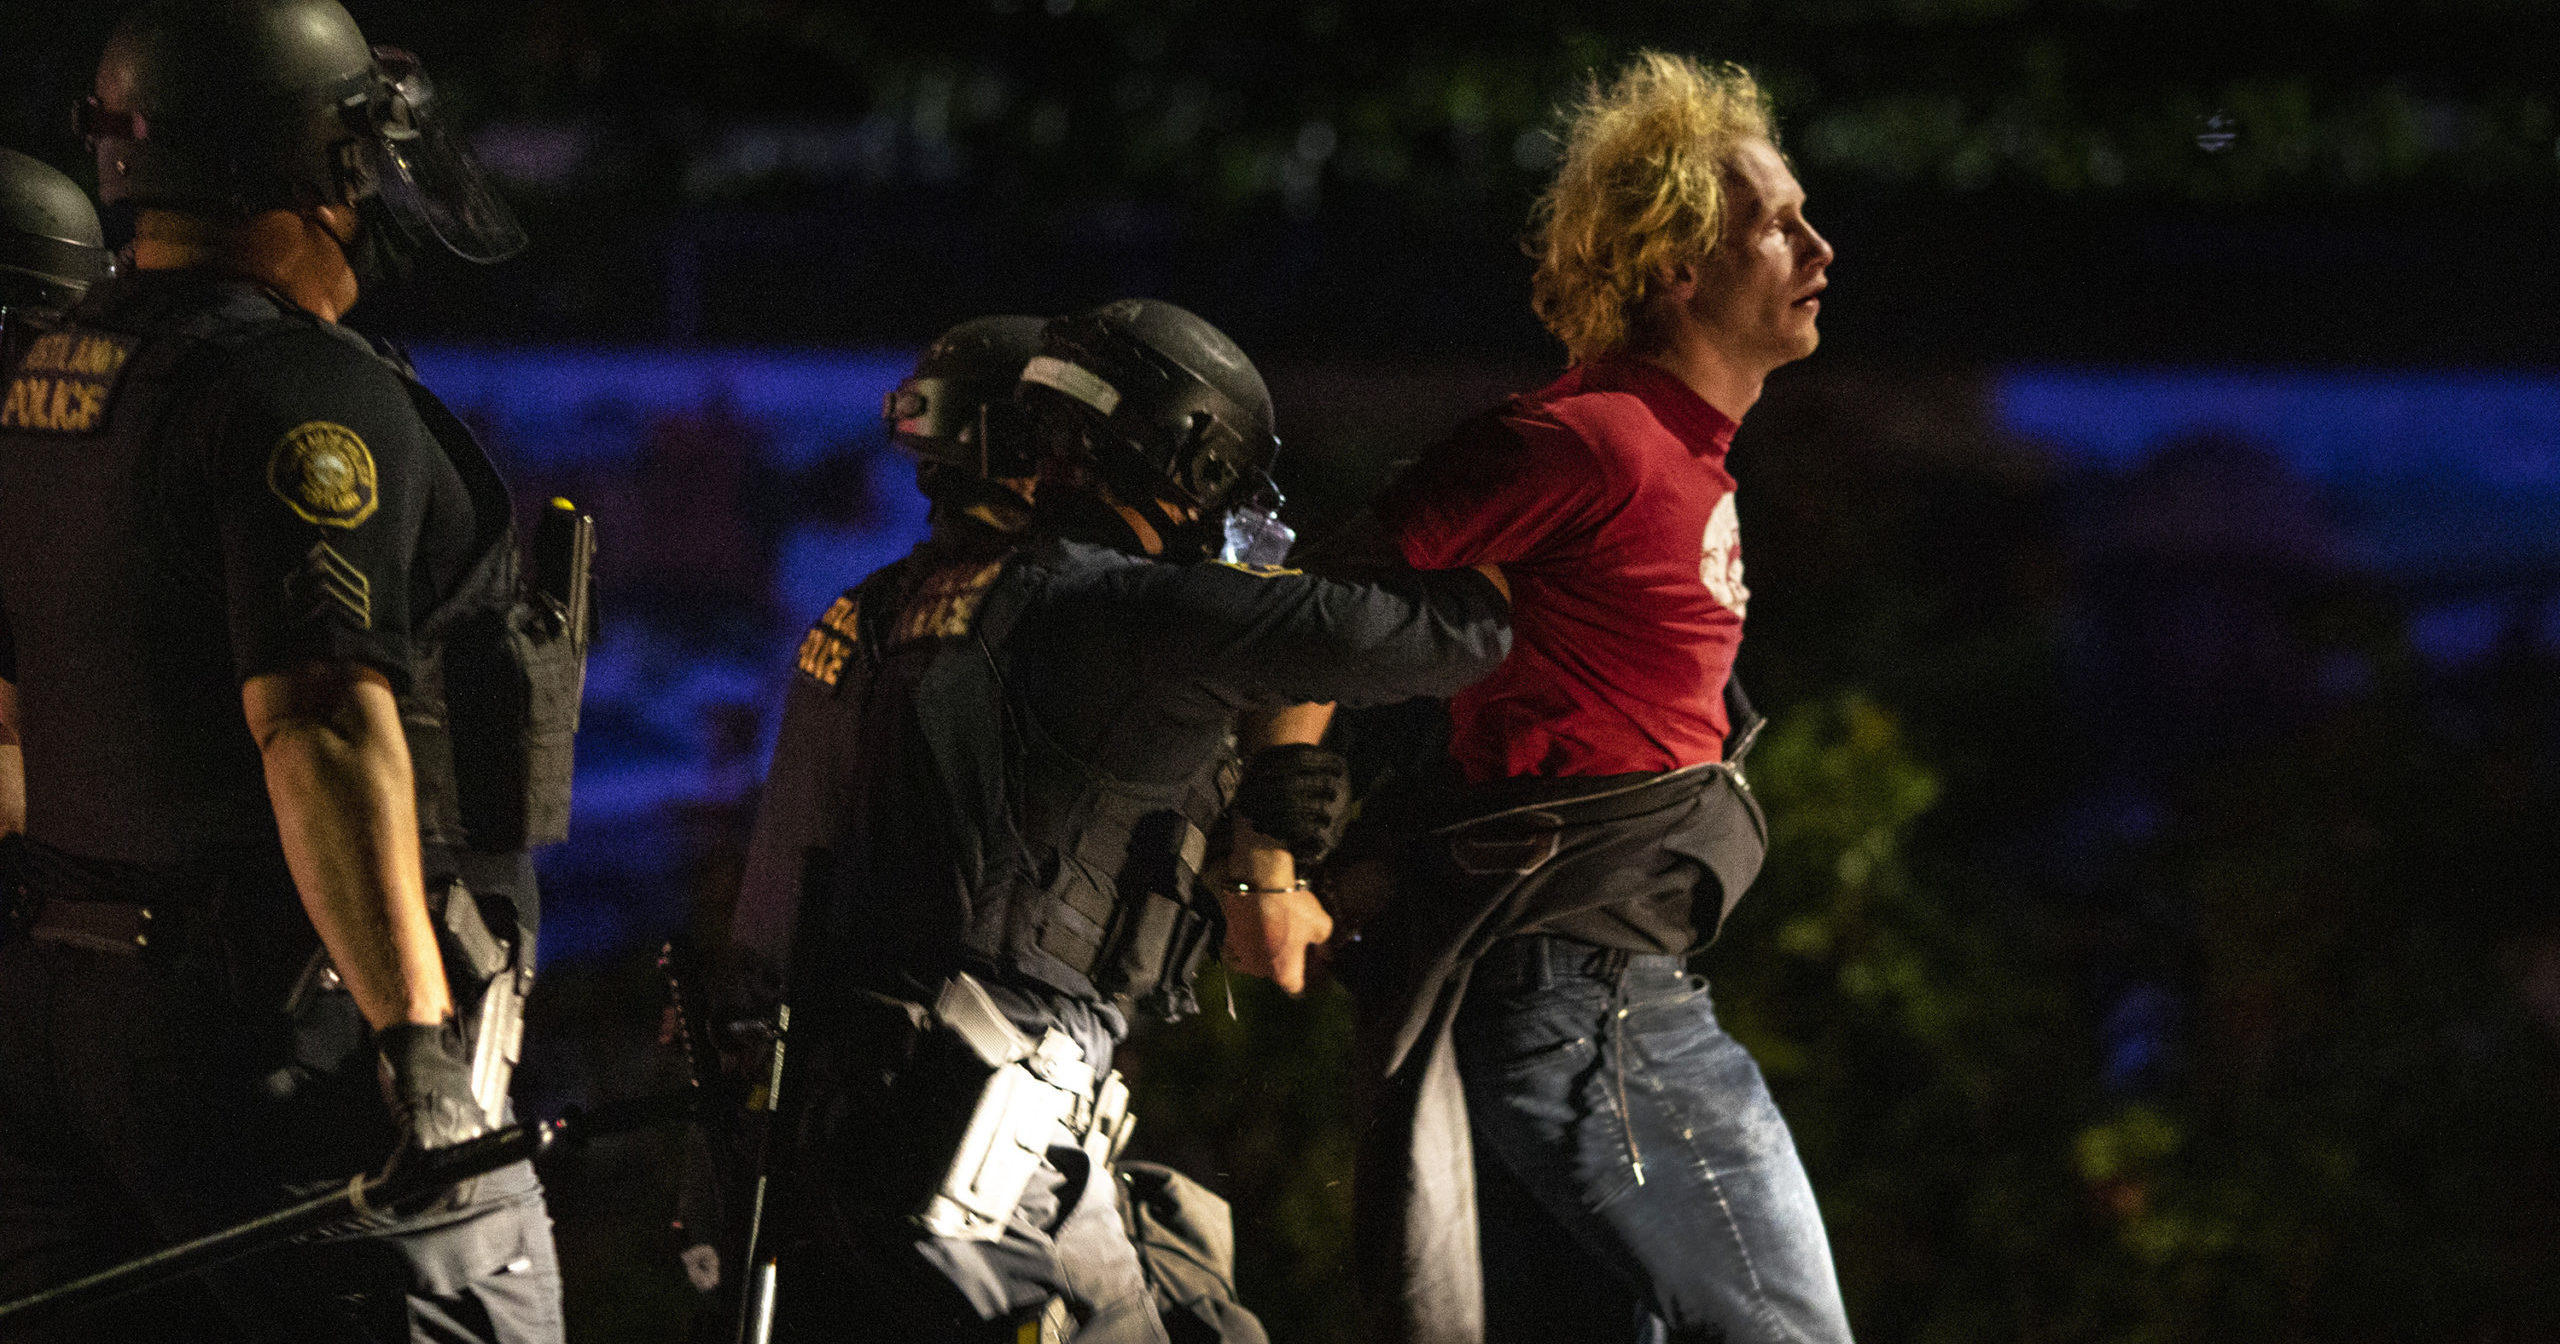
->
[1684, 137, 1835, 371]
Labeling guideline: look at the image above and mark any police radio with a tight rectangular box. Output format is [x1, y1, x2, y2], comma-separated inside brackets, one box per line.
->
[533, 497, 597, 653]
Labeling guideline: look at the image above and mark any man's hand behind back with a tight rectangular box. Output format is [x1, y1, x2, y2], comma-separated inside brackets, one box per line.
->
[1217, 883, 1335, 996]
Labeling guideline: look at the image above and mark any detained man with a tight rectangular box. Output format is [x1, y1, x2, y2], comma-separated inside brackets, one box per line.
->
[1245, 51, 1852, 1344]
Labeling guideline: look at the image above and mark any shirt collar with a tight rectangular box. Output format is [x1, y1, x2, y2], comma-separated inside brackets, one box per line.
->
[1567, 354, 1738, 457]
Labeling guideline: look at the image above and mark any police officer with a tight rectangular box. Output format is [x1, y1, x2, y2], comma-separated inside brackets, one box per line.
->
[0, 147, 110, 370]
[0, 147, 107, 871]
[724, 298, 1510, 1342]
[0, 3, 573, 1341]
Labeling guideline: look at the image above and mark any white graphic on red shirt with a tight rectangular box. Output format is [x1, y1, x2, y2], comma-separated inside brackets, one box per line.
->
[1700, 492, 1749, 616]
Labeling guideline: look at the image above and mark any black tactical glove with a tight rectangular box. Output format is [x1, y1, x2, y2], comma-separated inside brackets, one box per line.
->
[377, 1019, 488, 1211]
[1232, 744, 1352, 865]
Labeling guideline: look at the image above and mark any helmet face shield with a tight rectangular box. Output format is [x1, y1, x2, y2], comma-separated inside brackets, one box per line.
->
[363, 48, 525, 264]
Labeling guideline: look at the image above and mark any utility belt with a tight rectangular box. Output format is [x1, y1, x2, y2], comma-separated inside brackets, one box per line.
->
[3, 838, 526, 1122]
[8, 840, 530, 1128]
[7, 835, 292, 955]
[837, 972, 1135, 1244]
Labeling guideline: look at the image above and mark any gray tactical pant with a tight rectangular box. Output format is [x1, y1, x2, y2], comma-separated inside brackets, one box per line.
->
[0, 931, 563, 1344]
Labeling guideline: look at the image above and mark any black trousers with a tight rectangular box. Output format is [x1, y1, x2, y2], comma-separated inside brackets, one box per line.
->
[0, 913, 563, 1344]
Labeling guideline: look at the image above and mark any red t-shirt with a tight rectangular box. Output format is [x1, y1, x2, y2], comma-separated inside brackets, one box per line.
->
[1379, 356, 1746, 782]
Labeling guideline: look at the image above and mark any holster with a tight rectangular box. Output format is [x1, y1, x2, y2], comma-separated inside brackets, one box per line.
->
[278, 877, 528, 1126]
[857, 974, 1135, 1244]
[440, 879, 530, 1125]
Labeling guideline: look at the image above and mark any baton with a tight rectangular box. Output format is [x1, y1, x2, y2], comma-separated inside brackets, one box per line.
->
[0, 1089, 697, 1330]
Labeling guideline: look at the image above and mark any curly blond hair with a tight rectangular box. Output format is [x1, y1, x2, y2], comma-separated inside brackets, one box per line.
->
[1527, 53, 1777, 365]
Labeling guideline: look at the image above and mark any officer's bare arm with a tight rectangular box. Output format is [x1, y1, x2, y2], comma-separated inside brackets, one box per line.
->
[243, 660, 453, 1030]
[0, 678, 22, 836]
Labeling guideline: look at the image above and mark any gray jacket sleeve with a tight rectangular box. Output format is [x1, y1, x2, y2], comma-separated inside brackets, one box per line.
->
[1099, 559, 1512, 709]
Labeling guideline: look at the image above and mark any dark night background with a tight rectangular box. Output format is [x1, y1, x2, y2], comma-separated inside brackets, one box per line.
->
[8, 2, 2560, 1340]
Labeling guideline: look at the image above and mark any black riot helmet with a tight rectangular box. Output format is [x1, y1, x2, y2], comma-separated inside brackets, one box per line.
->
[885, 314, 1048, 480]
[0, 148, 110, 364]
[81, 0, 524, 267]
[1019, 299, 1291, 563]
[0, 148, 109, 316]
[1021, 300, 1280, 511]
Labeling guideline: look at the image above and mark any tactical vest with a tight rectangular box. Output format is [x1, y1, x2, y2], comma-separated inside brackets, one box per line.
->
[0, 276, 577, 878]
[391, 377, 584, 856]
[805, 545, 1235, 1020]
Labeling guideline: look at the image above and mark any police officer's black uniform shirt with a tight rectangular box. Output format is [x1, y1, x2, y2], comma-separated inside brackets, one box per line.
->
[0, 270, 486, 871]
[733, 519, 1511, 1009]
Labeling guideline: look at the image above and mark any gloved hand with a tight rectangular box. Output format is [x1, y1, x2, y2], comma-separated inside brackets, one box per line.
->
[376, 1019, 488, 1212]
[1232, 744, 1351, 864]
[377, 1019, 488, 1151]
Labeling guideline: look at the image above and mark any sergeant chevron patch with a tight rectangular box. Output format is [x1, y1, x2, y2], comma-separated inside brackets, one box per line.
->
[285, 541, 372, 629]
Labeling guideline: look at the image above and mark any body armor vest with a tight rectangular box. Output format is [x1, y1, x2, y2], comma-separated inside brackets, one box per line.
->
[813, 545, 1235, 1019]
[0, 276, 577, 878]
[392, 382, 583, 856]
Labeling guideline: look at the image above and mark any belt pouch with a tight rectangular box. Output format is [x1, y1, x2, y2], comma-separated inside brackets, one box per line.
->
[897, 974, 1086, 1243]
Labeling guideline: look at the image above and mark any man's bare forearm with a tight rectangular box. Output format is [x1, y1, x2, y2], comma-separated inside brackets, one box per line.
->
[245, 666, 451, 1030]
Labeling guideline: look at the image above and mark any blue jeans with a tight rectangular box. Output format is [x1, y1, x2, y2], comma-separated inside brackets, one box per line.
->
[1455, 937, 1853, 1344]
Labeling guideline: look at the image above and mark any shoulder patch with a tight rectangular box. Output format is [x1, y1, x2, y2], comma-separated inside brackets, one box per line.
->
[0, 330, 138, 435]
[893, 562, 1005, 644]
[795, 593, 862, 690]
[1209, 559, 1301, 577]
[266, 421, 379, 528]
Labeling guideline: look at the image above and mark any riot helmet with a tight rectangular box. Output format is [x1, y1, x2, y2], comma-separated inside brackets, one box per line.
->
[0, 148, 110, 364]
[1018, 299, 1290, 563]
[81, 0, 524, 269]
[885, 314, 1047, 480]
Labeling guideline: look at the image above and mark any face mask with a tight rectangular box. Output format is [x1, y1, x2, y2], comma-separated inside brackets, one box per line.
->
[343, 194, 418, 290]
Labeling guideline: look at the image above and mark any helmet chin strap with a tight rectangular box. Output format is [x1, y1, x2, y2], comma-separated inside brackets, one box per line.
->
[1037, 486, 1153, 556]
[1037, 484, 1220, 562]
[1127, 491, 1226, 562]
